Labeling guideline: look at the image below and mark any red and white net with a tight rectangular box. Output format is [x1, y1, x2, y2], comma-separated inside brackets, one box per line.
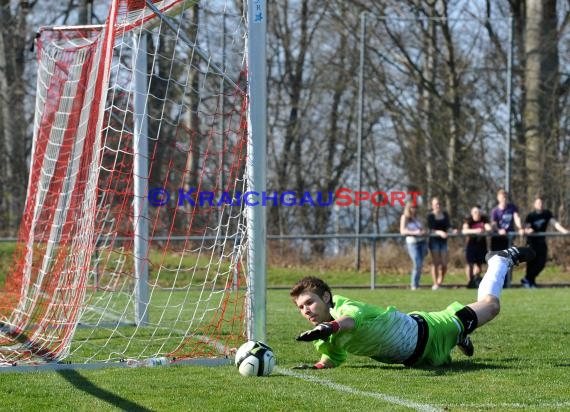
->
[0, 0, 250, 366]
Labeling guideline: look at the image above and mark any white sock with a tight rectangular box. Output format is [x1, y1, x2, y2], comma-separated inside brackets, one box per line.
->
[477, 256, 510, 300]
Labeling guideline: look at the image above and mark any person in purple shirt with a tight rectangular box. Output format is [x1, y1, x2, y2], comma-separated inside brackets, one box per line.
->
[490, 189, 523, 287]
[490, 189, 523, 251]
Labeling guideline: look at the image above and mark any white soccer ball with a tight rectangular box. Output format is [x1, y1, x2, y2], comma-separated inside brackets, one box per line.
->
[234, 340, 276, 377]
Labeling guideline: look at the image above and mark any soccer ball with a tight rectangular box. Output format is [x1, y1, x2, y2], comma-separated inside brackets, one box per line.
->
[234, 340, 276, 377]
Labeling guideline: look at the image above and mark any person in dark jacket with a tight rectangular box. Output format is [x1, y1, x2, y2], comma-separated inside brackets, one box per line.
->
[522, 197, 569, 288]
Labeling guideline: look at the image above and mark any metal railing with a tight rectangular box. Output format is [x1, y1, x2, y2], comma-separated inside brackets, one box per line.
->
[265, 232, 570, 289]
[1, 232, 568, 289]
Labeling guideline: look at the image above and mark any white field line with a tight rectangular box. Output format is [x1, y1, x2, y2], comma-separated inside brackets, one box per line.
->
[277, 367, 442, 412]
[435, 402, 570, 409]
[278, 367, 570, 411]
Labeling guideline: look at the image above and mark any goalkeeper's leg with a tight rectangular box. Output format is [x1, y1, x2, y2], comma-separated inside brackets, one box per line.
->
[451, 246, 535, 357]
[466, 246, 536, 327]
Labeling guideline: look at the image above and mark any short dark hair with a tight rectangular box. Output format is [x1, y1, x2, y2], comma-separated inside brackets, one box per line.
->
[290, 276, 332, 301]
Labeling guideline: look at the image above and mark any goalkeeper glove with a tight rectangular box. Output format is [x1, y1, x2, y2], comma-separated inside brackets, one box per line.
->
[295, 321, 340, 342]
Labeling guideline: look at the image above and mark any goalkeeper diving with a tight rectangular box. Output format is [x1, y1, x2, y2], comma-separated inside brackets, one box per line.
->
[291, 247, 535, 369]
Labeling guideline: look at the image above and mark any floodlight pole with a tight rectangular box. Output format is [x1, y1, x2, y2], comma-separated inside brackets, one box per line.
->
[132, 31, 149, 326]
[505, 15, 514, 194]
[355, 11, 366, 271]
[247, 0, 267, 343]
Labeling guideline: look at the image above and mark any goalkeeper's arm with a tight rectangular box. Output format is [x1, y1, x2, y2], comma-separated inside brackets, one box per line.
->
[296, 316, 355, 341]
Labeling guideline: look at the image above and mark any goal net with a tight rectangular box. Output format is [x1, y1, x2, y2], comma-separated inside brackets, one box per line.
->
[0, 0, 264, 367]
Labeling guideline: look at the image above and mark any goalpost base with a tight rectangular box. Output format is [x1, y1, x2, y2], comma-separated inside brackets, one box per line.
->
[0, 357, 232, 373]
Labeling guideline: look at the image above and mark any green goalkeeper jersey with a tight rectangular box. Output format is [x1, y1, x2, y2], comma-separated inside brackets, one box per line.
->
[314, 295, 418, 367]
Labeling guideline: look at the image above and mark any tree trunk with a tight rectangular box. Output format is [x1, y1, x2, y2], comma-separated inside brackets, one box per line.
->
[0, 1, 30, 235]
[440, 2, 461, 219]
[523, 0, 559, 207]
[421, 5, 437, 205]
[77, 0, 92, 24]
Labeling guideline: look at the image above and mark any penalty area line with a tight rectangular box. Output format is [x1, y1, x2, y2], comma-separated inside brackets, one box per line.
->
[277, 367, 442, 412]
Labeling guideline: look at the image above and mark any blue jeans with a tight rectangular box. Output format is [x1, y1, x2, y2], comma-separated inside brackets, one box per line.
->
[406, 240, 427, 288]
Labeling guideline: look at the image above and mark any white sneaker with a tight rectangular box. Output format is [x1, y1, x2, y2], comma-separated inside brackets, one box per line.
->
[431, 284, 439, 290]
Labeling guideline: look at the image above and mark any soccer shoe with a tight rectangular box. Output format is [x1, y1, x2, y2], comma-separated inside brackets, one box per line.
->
[457, 336, 474, 357]
[485, 246, 536, 266]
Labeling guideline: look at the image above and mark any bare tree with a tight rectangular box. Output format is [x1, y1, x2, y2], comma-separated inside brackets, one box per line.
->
[523, 0, 563, 209]
[0, 0, 32, 235]
[77, 0, 93, 24]
[266, 0, 359, 246]
[1, 0, 569, 241]
[351, 0, 504, 222]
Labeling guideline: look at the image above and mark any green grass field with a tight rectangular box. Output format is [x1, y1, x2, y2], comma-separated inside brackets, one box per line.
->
[1, 286, 569, 411]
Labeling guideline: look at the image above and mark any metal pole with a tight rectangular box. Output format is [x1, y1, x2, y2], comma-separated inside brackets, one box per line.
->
[219, 13, 227, 228]
[355, 11, 366, 271]
[370, 237, 376, 290]
[132, 31, 149, 326]
[247, 0, 267, 343]
[505, 15, 513, 194]
[221, 12, 227, 192]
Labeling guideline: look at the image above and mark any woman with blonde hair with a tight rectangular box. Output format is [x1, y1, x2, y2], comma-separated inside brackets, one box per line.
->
[400, 201, 427, 290]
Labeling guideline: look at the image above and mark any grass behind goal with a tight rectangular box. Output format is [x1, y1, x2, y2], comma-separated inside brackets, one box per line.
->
[0, 286, 568, 411]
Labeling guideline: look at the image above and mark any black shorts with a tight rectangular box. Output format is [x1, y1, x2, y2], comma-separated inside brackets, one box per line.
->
[465, 244, 486, 264]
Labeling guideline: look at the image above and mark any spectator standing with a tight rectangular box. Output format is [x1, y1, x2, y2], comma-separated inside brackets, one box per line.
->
[400, 201, 427, 290]
[426, 197, 452, 290]
[522, 196, 569, 288]
[462, 206, 492, 288]
[490, 189, 523, 251]
[490, 189, 523, 287]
